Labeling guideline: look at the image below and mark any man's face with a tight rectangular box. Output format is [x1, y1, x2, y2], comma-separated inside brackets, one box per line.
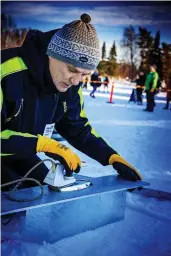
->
[150, 66, 156, 72]
[48, 56, 93, 92]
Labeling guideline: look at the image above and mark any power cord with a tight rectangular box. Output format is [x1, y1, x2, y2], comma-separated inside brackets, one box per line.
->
[1, 159, 56, 202]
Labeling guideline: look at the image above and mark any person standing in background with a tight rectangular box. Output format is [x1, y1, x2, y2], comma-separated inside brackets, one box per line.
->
[144, 64, 159, 112]
[82, 76, 89, 89]
[136, 71, 146, 105]
[163, 75, 171, 110]
[90, 70, 101, 98]
[103, 75, 109, 93]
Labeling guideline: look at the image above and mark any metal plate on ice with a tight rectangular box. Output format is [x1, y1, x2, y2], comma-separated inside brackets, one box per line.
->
[1, 175, 149, 216]
[132, 178, 171, 200]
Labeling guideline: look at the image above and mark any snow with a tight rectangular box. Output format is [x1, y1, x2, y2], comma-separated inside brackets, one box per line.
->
[2, 82, 171, 255]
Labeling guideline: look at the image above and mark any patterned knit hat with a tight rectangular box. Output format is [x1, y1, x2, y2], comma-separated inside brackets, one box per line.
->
[46, 14, 100, 70]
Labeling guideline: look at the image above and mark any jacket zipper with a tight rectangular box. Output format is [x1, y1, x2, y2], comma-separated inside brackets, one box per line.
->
[51, 93, 60, 121]
[5, 98, 24, 123]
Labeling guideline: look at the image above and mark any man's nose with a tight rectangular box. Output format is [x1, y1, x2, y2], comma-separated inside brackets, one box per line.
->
[71, 74, 82, 86]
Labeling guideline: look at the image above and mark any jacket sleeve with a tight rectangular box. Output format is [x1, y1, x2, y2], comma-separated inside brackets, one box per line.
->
[55, 87, 117, 166]
[1, 130, 38, 157]
[1, 54, 38, 158]
[152, 72, 159, 89]
[1, 91, 38, 157]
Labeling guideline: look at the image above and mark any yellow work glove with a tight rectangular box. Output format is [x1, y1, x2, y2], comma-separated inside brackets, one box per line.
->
[36, 135, 81, 175]
[109, 154, 142, 181]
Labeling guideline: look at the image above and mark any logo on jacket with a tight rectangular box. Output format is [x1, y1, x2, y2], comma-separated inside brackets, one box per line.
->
[63, 102, 67, 113]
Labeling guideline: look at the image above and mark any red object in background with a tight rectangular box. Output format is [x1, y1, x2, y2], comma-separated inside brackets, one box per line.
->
[109, 82, 114, 103]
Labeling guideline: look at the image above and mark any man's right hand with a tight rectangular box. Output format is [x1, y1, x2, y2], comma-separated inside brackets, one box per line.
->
[36, 135, 81, 175]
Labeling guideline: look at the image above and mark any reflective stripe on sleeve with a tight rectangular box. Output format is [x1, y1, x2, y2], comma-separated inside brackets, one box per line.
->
[0, 130, 37, 139]
[1, 57, 28, 80]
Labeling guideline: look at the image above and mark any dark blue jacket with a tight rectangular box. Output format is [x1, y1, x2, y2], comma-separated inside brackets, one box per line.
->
[90, 72, 101, 87]
[1, 29, 116, 165]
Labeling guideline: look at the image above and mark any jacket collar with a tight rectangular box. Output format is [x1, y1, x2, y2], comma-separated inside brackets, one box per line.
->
[20, 29, 60, 95]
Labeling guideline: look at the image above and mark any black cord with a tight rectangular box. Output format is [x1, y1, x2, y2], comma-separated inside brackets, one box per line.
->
[6, 178, 44, 202]
[1, 159, 56, 202]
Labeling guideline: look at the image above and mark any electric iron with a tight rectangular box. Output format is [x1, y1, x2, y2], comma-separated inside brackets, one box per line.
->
[44, 162, 92, 192]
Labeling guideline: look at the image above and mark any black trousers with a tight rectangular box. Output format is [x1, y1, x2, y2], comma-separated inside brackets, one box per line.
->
[82, 82, 88, 89]
[165, 98, 171, 108]
[136, 88, 143, 103]
[146, 91, 155, 111]
[1, 155, 49, 191]
[90, 86, 98, 96]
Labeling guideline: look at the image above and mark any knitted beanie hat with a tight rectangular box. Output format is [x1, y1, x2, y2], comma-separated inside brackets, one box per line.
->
[46, 13, 100, 70]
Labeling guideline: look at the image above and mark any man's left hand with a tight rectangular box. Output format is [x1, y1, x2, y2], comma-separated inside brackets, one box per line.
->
[150, 88, 155, 93]
[109, 154, 142, 181]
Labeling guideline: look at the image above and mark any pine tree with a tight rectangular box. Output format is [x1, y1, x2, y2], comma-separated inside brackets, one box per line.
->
[161, 43, 171, 80]
[148, 31, 162, 78]
[102, 42, 106, 60]
[137, 26, 153, 73]
[109, 41, 117, 62]
[97, 60, 117, 77]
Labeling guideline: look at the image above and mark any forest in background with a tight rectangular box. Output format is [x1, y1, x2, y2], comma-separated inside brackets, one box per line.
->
[1, 13, 171, 81]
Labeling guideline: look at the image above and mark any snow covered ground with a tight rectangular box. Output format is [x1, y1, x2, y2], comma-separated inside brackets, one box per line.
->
[2, 83, 171, 256]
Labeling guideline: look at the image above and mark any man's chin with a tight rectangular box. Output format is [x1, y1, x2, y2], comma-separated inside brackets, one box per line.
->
[56, 85, 69, 92]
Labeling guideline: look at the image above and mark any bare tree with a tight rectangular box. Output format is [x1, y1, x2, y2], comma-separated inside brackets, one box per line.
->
[121, 25, 138, 80]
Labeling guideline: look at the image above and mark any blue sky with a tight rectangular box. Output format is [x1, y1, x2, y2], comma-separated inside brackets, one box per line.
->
[2, 1, 171, 60]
